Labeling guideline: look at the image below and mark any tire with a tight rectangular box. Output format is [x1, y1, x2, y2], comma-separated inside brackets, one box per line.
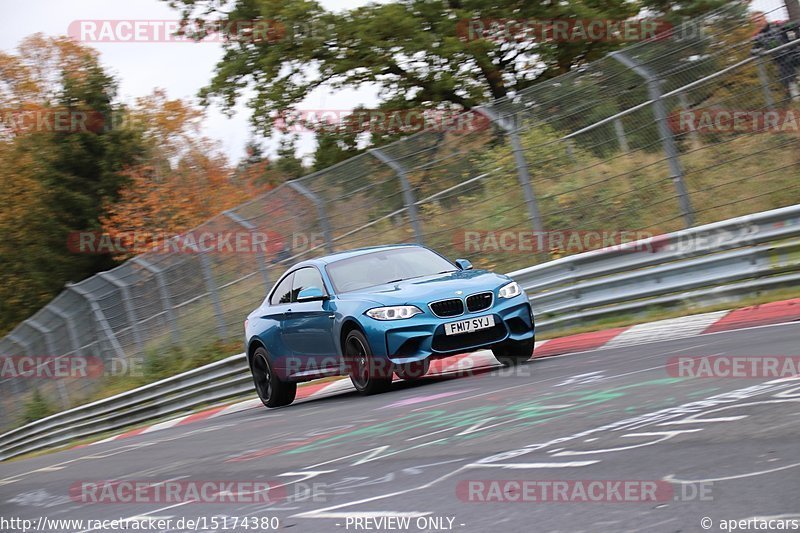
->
[344, 329, 393, 395]
[491, 337, 535, 367]
[395, 358, 430, 380]
[251, 347, 296, 407]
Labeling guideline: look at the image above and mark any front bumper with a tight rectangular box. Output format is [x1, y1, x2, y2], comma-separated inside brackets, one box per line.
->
[362, 298, 534, 365]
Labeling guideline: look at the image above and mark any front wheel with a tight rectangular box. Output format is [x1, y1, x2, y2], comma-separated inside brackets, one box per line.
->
[491, 337, 534, 367]
[344, 330, 393, 395]
[251, 347, 296, 408]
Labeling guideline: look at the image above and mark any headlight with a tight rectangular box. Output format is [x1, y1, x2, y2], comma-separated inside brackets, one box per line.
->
[366, 305, 423, 320]
[498, 281, 522, 299]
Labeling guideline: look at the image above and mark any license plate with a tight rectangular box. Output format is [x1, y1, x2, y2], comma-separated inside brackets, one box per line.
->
[444, 315, 495, 336]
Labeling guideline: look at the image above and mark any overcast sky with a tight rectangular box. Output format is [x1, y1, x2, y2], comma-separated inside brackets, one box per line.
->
[0, 0, 788, 164]
[0, 0, 385, 163]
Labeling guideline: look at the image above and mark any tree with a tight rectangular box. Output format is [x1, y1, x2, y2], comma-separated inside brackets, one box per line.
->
[100, 92, 269, 253]
[0, 145, 74, 335]
[235, 141, 273, 185]
[0, 35, 147, 335]
[312, 125, 362, 171]
[273, 134, 305, 179]
[165, 0, 651, 137]
[641, 0, 731, 20]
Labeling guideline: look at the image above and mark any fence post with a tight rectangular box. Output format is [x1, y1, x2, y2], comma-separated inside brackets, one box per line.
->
[611, 51, 695, 228]
[475, 107, 545, 235]
[130, 258, 180, 346]
[286, 180, 334, 253]
[199, 253, 227, 339]
[98, 272, 143, 353]
[23, 320, 70, 409]
[66, 283, 128, 360]
[224, 210, 271, 290]
[369, 148, 424, 245]
[48, 304, 83, 357]
[677, 92, 700, 149]
[7, 333, 31, 396]
[613, 118, 630, 153]
[756, 57, 776, 110]
[563, 138, 577, 163]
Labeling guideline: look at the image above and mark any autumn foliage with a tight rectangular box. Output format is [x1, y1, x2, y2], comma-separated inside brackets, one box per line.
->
[0, 37, 270, 335]
[100, 91, 270, 255]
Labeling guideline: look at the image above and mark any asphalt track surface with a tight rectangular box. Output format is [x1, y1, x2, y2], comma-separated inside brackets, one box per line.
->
[1, 323, 799, 533]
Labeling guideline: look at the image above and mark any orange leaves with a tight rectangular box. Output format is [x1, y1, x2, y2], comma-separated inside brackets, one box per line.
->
[100, 154, 265, 253]
[99, 92, 269, 257]
[0, 34, 103, 108]
[126, 90, 204, 152]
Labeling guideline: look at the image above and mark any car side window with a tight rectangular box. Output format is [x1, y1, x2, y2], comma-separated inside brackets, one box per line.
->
[291, 267, 326, 302]
[270, 273, 294, 305]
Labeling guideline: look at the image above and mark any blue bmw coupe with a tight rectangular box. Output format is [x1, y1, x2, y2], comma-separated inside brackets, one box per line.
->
[245, 244, 535, 407]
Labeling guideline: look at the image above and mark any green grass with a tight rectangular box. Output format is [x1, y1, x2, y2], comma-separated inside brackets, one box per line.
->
[8, 339, 242, 430]
[20, 389, 58, 425]
[83, 339, 242, 404]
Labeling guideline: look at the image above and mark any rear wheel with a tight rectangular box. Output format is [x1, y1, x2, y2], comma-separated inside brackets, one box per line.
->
[251, 347, 296, 407]
[345, 330, 393, 395]
[395, 358, 430, 380]
[491, 337, 534, 367]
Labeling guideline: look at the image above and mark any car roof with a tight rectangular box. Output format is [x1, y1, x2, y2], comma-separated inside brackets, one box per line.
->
[298, 244, 423, 267]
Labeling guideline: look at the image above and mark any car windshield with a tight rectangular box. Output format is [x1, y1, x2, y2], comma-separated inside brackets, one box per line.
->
[326, 247, 457, 293]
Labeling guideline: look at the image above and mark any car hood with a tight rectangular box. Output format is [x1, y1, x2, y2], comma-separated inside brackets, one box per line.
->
[336, 269, 512, 306]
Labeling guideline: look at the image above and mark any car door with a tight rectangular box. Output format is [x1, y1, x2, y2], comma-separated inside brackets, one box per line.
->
[257, 272, 294, 373]
[281, 267, 339, 377]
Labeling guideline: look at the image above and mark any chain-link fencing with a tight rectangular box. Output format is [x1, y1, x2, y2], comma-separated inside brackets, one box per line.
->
[2, 3, 799, 432]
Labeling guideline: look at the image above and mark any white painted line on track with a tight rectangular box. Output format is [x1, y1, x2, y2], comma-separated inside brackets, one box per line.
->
[321, 511, 433, 519]
[470, 460, 600, 469]
[211, 398, 262, 417]
[604, 311, 730, 349]
[663, 461, 800, 484]
[74, 501, 194, 533]
[140, 416, 189, 434]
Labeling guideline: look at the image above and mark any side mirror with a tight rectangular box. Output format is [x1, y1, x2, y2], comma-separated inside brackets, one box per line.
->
[297, 287, 328, 302]
[455, 258, 473, 271]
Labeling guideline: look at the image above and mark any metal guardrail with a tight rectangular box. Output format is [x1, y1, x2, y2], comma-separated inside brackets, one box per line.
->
[1, 204, 799, 461]
[512, 203, 800, 329]
[0, 354, 251, 461]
